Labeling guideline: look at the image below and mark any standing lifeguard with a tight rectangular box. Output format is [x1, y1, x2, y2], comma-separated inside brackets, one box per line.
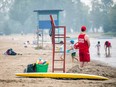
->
[78, 26, 90, 68]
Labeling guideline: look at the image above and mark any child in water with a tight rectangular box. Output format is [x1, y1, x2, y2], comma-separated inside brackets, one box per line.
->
[104, 41, 112, 56]
[96, 41, 101, 55]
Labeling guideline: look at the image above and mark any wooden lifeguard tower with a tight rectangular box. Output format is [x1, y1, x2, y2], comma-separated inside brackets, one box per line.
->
[33, 9, 63, 47]
[50, 15, 66, 72]
[34, 10, 66, 73]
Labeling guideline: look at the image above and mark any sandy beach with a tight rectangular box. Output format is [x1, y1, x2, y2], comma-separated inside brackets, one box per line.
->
[0, 34, 116, 87]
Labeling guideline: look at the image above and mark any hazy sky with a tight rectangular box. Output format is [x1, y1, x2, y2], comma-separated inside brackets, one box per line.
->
[81, 0, 92, 6]
[81, 0, 116, 5]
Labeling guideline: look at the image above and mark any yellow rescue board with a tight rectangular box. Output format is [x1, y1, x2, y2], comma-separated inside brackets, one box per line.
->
[16, 73, 108, 80]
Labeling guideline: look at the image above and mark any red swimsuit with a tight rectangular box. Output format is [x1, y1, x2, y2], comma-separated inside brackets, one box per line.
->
[78, 34, 90, 62]
[105, 41, 111, 47]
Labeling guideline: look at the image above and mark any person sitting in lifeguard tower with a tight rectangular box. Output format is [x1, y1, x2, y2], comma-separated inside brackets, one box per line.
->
[59, 41, 64, 60]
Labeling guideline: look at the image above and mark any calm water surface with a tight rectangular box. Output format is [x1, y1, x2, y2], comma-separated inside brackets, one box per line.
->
[68, 37, 116, 67]
[90, 37, 116, 67]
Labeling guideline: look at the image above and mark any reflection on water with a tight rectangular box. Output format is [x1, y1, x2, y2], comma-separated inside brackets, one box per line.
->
[90, 37, 116, 67]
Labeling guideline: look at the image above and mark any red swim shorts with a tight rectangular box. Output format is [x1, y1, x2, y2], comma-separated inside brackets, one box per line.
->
[79, 50, 90, 62]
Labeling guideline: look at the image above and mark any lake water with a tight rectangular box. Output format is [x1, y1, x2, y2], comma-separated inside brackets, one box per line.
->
[67, 37, 116, 68]
[90, 37, 116, 68]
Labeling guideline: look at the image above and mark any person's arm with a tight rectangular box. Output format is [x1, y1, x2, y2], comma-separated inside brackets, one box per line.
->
[85, 35, 90, 48]
[95, 44, 97, 47]
[110, 43, 112, 48]
[104, 43, 106, 48]
[69, 45, 73, 50]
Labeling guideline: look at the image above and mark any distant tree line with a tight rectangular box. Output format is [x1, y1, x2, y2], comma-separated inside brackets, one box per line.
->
[0, 0, 115, 35]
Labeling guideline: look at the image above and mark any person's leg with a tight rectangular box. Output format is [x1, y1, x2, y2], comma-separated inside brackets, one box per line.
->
[105, 47, 108, 56]
[84, 62, 89, 66]
[82, 51, 90, 67]
[74, 57, 78, 61]
[72, 52, 78, 62]
[80, 62, 84, 67]
[97, 47, 99, 55]
[108, 47, 110, 56]
[78, 51, 85, 70]
[74, 52, 78, 61]
[79, 62, 85, 71]
[98, 47, 100, 55]
[71, 53, 74, 62]
[60, 54, 64, 60]
[72, 57, 74, 63]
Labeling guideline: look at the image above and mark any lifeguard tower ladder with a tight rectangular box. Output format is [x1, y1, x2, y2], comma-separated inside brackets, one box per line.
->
[50, 15, 66, 73]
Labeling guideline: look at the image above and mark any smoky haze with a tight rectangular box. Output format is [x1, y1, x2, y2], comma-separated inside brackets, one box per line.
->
[0, 0, 115, 36]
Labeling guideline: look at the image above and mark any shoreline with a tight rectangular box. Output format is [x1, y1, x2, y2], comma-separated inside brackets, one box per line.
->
[0, 35, 116, 87]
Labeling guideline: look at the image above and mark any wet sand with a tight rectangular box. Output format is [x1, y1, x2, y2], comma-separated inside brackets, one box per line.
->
[0, 34, 116, 87]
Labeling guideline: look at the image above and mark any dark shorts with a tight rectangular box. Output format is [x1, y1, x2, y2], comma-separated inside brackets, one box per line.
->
[71, 52, 76, 57]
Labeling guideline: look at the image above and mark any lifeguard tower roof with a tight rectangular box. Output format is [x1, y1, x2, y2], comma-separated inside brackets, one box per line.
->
[34, 9, 63, 13]
[33, 9, 63, 29]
